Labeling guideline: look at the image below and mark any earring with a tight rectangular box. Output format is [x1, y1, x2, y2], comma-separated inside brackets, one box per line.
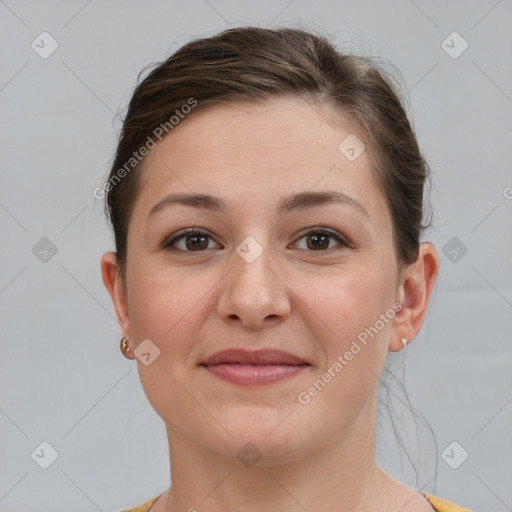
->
[120, 337, 131, 357]
[402, 338, 407, 350]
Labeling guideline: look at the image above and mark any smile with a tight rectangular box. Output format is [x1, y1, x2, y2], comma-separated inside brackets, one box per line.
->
[201, 362, 309, 386]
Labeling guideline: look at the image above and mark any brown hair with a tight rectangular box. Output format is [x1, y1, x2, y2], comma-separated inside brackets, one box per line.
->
[103, 25, 432, 282]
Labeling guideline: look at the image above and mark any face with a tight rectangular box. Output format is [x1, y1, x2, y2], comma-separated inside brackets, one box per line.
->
[106, 96, 410, 463]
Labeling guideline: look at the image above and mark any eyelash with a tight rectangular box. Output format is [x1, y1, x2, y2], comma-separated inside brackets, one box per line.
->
[162, 227, 349, 254]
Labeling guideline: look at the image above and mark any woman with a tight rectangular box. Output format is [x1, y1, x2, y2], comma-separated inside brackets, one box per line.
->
[101, 26, 472, 512]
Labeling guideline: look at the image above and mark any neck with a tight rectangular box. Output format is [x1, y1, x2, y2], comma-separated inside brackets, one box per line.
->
[160, 393, 405, 512]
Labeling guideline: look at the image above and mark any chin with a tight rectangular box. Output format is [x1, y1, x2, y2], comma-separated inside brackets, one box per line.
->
[204, 411, 314, 462]
[204, 432, 307, 468]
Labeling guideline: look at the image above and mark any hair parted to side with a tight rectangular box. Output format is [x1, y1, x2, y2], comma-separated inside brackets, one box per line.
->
[103, 25, 433, 284]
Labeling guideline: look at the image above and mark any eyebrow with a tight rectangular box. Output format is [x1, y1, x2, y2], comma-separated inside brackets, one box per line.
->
[147, 190, 369, 219]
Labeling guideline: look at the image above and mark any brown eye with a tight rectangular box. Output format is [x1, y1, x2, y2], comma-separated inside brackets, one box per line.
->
[184, 234, 209, 251]
[163, 229, 219, 252]
[306, 233, 330, 250]
[294, 228, 348, 253]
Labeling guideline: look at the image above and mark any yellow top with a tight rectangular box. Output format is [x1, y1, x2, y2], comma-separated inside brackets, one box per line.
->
[119, 492, 472, 512]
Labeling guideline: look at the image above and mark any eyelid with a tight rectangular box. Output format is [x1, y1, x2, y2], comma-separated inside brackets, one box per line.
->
[162, 227, 350, 253]
[292, 227, 350, 251]
[162, 228, 220, 251]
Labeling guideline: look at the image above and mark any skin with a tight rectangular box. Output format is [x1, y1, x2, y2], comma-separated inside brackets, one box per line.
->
[102, 96, 439, 512]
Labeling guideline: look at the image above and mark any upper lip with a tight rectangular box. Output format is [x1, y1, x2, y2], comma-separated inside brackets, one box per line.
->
[201, 349, 309, 366]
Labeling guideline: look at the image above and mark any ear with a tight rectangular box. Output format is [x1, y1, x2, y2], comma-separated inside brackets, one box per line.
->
[389, 242, 440, 352]
[101, 251, 134, 357]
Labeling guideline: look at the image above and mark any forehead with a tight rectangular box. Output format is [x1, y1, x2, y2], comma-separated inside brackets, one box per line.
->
[145, 97, 365, 167]
[130, 96, 389, 227]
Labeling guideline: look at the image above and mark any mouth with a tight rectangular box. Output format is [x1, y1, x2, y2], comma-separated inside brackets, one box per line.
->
[200, 349, 310, 386]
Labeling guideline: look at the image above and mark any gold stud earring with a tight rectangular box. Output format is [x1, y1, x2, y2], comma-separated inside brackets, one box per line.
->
[120, 337, 131, 357]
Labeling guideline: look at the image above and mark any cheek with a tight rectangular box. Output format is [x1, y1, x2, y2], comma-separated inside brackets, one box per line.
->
[128, 267, 210, 419]
[294, 269, 393, 421]
[299, 263, 393, 369]
[128, 264, 215, 358]
[306, 264, 386, 328]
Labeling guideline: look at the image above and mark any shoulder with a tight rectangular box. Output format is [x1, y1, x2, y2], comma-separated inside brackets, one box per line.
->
[114, 495, 160, 512]
[422, 492, 473, 512]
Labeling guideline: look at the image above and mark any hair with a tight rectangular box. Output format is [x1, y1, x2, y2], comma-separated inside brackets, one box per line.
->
[103, 25, 433, 285]
[103, 25, 437, 489]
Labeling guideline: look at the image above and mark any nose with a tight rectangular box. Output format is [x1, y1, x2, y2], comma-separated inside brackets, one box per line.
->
[216, 242, 291, 329]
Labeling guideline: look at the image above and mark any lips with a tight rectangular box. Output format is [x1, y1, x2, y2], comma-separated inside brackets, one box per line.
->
[200, 349, 310, 386]
[200, 348, 309, 367]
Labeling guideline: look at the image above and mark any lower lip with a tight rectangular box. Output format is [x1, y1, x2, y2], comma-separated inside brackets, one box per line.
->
[202, 363, 308, 385]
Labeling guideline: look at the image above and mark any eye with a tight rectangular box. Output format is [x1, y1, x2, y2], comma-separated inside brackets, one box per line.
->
[162, 227, 349, 254]
[162, 229, 220, 252]
[293, 228, 349, 253]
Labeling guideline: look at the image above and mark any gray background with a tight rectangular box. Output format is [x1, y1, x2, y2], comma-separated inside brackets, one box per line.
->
[1, 1, 511, 511]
